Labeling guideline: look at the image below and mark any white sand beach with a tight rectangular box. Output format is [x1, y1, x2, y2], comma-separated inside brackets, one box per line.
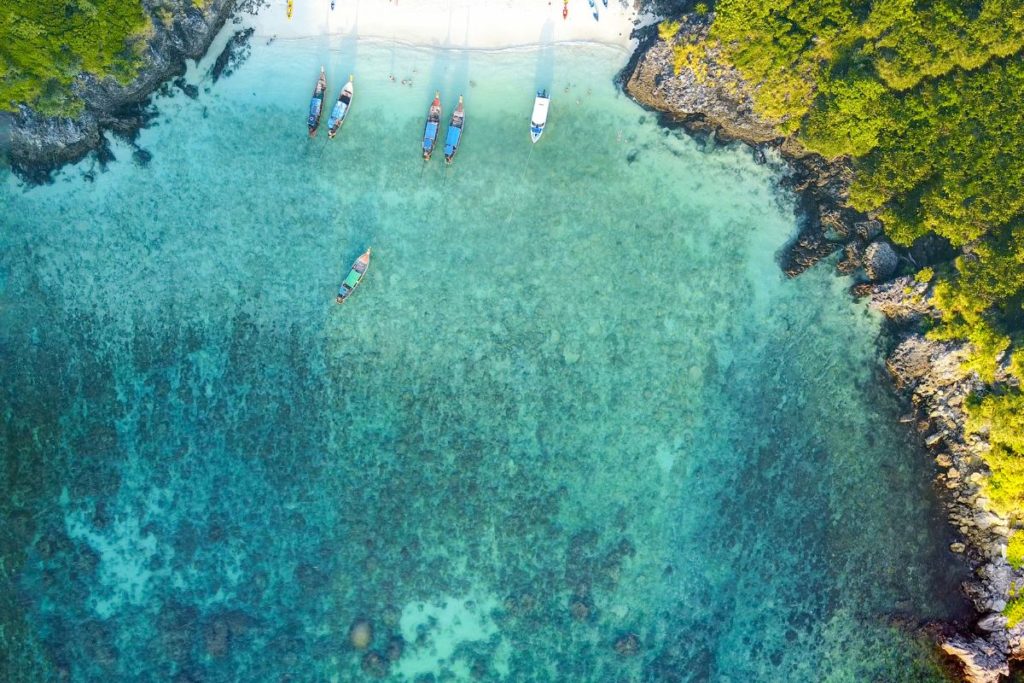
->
[249, 0, 644, 50]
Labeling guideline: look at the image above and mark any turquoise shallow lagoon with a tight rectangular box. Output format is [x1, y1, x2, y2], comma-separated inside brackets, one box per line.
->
[1, 38, 969, 681]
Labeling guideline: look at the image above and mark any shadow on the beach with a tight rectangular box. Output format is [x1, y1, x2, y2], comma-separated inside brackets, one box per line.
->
[332, 0, 359, 78]
[446, 15, 471, 101]
[535, 18, 556, 92]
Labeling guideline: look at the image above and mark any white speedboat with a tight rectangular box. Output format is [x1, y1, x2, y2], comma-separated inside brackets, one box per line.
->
[530, 90, 550, 143]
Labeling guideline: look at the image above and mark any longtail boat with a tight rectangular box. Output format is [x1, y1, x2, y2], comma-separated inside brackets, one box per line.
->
[587, 0, 598, 20]
[336, 248, 371, 304]
[307, 67, 327, 137]
[287, 0, 293, 18]
[601, 0, 608, 7]
[443, 95, 464, 165]
[530, 90, 549, 143]
[422, 92, 442, 160]
[327, 75, 354, 139]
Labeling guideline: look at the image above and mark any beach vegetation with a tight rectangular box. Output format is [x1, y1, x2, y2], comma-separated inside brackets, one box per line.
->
[0, 0, 152, 114]
[1006, 593, 1024, 628]
[658, 20, 682, 42]
[672, 43, 709, 83]
[693, 0, 1024, 533]
[1008, 533, 1024, 570]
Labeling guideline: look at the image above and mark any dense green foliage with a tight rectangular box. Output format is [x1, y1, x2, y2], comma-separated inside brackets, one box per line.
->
[1008, 593, 1024, 628]
[1009, 533, 1024, 570]
[670, 1, 1024, 557]
[0, 0, 152, 114]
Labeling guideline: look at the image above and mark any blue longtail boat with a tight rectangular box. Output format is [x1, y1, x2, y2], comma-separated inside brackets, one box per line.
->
[443, 95, 464, 165]
[327, 75, 354, 139]
[422, 92, 442, 160]
[336, 248, 371, 304]
[587, 0, 599, 20]
[307, 67, 327, 137]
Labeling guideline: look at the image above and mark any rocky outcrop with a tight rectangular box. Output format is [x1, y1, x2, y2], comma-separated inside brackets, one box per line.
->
[942, 636, 1010, 683]
[8, 0, 255, 183]
[623, 16, 779, 142]
[863, 240, 899, 281]
[871, 278, 1022, 682]
[622, 16, 871, 277]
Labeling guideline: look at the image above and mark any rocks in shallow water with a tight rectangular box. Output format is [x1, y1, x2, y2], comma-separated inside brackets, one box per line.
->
[941, 635, 1009, 683]
[863, 240, 899, 281]
[361, 651, 389, 678]
[950, 542, 966, 553]
[211, 27, 255, 83]
[158, 603, 199, 661]
[203, 610, 255, 658]
[836, 242, 863, 275]
[978, 613, 1008, 632]
[614, 633, 640, 657]
[132, 147, 153, 167]
[205, 617, 230, 657]
[854, 219, 883, 240]
[385, 635, 404, 662]
[569, 596, 592, 622]
[172, 77, 199, 100]
[349, 619, 373, 649]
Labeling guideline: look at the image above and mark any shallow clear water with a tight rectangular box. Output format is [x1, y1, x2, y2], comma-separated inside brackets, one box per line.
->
[1, 38, 969, 681]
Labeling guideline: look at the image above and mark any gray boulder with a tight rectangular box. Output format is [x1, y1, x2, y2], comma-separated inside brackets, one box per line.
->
[863, 241, 899, 281]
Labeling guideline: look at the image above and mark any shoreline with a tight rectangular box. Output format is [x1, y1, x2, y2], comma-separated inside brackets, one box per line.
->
[619, 14, 1015, 683]
[246, 0, 646, 50]
[5, 0, 648, 184]
[265, 33, 635, 53]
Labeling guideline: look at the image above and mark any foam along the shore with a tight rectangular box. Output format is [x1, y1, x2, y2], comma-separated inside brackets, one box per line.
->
[250, 0, 641, 50]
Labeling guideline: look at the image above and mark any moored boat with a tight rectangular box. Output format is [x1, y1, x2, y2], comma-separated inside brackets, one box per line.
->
[444, 95, 464, 165]
[587, 0, 598, 20]
[336, 248, 371, 304]
[307, 67, 327, 137]
[530, 90, 550, 143]
[422, 92, 442, 160]
[327, 75, 354, 139]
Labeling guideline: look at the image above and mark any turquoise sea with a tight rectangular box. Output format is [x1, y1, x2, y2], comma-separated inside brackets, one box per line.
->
[1, 36, 970, 681]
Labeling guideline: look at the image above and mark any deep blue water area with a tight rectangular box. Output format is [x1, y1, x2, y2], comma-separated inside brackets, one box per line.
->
[0, 39, 969, 681]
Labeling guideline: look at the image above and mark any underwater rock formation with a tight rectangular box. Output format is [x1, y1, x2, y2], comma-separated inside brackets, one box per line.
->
[349, 619, 373, 650]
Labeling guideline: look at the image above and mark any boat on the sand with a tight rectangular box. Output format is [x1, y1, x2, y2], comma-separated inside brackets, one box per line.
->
[444, 95, 464, 165]
[336, 248, 371, 304]
[327, 75, 354, 139]
[587, 0, 598, 20]
[307, 67, 327, 137]
[422, 92, 442, 160]
[530, 90, 549, 143]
